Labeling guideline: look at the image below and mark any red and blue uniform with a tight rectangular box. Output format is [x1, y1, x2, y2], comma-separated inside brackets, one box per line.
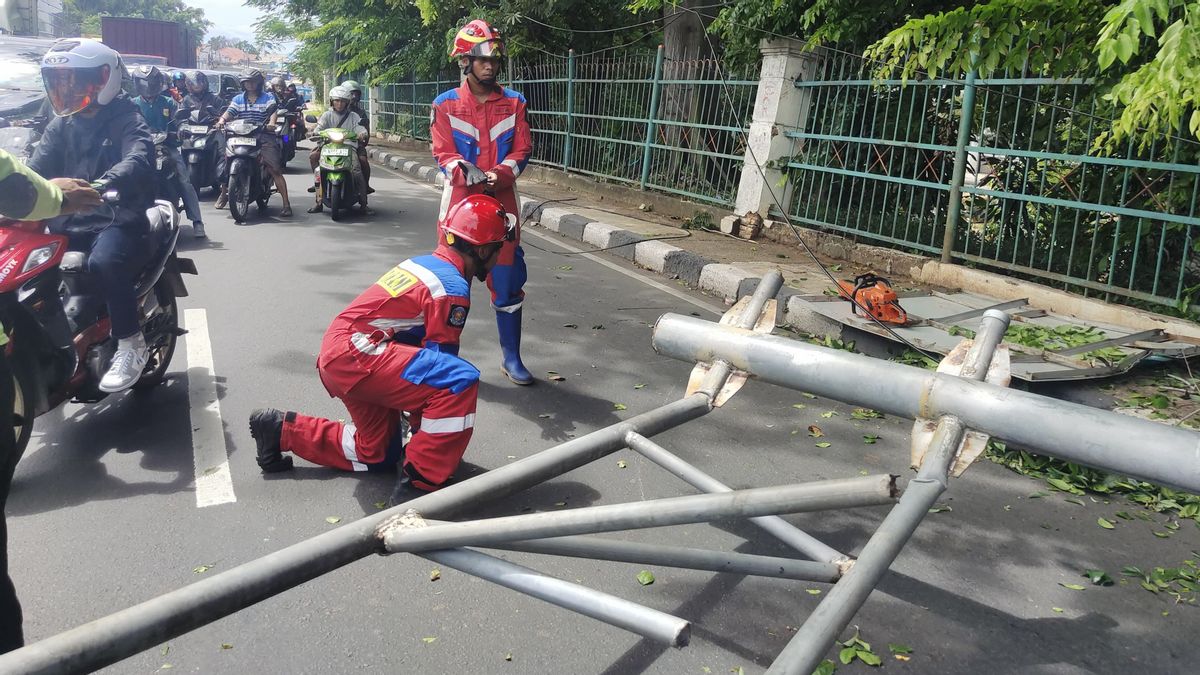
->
[281, 247, 479, 489]
[431, 82, 532, 312]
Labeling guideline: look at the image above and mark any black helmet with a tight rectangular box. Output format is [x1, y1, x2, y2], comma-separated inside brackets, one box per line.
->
[185, 69, 209, 93]
[131, 64, 166, 98]
[239, 68, 265, 91]
[270, 75, 286, 89]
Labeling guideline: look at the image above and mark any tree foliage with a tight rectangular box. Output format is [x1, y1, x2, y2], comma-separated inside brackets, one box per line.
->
[65, 0, 211, 42]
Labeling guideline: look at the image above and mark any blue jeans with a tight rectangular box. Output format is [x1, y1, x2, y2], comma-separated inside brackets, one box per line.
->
[166, 146, 202, 223]
[77, 218, 151, 340]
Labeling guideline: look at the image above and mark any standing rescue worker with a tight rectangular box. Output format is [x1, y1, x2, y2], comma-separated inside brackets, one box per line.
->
[248, 194, 515, 506]
[431, 19, 535, 385]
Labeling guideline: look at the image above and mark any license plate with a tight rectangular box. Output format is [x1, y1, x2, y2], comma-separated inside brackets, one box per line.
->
[187, 125, 209, 134]
[229, 137, 257, 147]
[325, 148, 350, 157]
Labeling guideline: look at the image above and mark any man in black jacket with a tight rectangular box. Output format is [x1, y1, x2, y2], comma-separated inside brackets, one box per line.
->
[29, 38, 157, 394]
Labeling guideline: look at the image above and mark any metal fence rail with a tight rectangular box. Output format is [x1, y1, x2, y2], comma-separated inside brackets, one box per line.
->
[375, 47, 759, 207]
[782, 49, 1200, 308]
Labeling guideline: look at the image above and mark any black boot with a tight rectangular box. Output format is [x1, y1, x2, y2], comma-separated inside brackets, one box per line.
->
[389, 465, 433, 507]
[249, 408, 294, 473]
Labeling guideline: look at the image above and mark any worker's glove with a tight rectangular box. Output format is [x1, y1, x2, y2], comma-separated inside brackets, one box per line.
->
[452, 161, 490, 188]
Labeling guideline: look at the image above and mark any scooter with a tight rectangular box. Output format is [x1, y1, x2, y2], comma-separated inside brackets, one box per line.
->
[279, 110, 298, 165]
[150, 130, 184, 213]
[179, 106, 223, 194]
[223, 116, 277, 224]
[312, 127, 364, 221]
[0, 190, 198, 458]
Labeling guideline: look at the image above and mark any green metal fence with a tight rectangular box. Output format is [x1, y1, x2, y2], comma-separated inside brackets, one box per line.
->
[782, 49, 1200, 308]
[376, 48, 760, 207]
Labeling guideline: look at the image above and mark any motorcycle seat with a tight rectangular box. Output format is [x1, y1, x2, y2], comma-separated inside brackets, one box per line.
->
[59, 204, 179, 299]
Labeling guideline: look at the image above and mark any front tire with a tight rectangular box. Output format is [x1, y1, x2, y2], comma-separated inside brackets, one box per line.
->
[10, 368, 33, 462]
[133, 282, 178, 391]
[329, 183, 342, 221]
[229, 170, 251, 223]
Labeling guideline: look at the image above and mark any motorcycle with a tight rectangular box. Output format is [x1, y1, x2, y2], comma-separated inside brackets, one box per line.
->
[150, 129, 184, 213]
[223, 116, 277, 224]
[179, 106, 223, 194]
[278, 110, 298, 165]
[312, 126, 364, 221]
[0, 190, 198, 458]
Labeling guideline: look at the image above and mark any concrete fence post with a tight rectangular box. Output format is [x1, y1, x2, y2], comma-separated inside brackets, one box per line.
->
[732, 39, 821, 219]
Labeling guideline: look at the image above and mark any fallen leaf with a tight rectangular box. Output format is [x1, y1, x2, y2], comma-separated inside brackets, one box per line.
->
[1082, 569, 1114, 586]
[1059, 583, 1086, 591]
[731, 668, 744, 675]
[374, 501, 387, 510]
[613, 403, 628, 411]
[815, 442, 832, 448]
[549, 374, 566, 382]
[1152, 531, 1172, 538]
[820, 411, 838, 419]
[863, 434, 879, 444]
[430, 569, 441, 582]
[1028, 491, 1050, 499]
[325, 516, 341, 525]
[1097, 517, 1115, 529]
[1064, 498, 1085, 506]
[802, 392, 817, 399]
[813, 661, 836, 675]
[857, 650, 882, 666]
[538, 413, 552, 418]
[422, 637, 437, 644]
[159, 665, 173, 670]
[562, 323, 578, 329]
[851, 408, 884, 420]
[558, 265, 573, 271]
[617, 460, 628, 469]
[592, 324, 606, 330]
[634, 383, 646, 389]
[193, 564, 214, 574]
[161, 646, 170, 656]
[895, 654, 911, 662]
[928, 504, 952, 513]
[636, 570, 656, 586]
[888, 643, 912, 655]
[1052, 607, 1064, 613]
[554, 501, 567, 507]
[505, 653, 513, 661]
[807, 425, 824, 437]
[806, 588, 822, 595]
[792, 403, 806, 410]
[839, 647, 857, 665]
[221, 643, 233, 650]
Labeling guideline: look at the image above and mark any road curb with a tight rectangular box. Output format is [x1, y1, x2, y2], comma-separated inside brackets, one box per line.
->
[366, 147, 770, 310]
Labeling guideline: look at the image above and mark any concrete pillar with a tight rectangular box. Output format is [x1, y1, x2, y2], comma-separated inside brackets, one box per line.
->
[733, 39, 820, 219]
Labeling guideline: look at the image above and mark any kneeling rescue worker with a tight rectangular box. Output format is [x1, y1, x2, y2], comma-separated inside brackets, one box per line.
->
[248, 194, 514, 505]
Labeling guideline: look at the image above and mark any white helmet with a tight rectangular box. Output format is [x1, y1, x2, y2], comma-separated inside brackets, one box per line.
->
[40, 38, 123, 116]
[329, 85, 350, 102]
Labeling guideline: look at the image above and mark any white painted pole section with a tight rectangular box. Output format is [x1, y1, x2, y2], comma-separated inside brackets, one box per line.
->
[184, 308, 235, 507]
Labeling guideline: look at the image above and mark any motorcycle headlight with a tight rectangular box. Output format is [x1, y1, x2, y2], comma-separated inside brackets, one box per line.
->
[193, 138, 207, 148]
[327, 131, 345, 143]
[22, 242, 60, 274]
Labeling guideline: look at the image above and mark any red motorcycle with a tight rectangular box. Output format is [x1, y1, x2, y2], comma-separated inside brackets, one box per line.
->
[0, 193, 197, 457]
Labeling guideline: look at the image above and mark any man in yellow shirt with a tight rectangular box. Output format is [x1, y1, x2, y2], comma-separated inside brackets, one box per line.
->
[0, 147, 100, 653]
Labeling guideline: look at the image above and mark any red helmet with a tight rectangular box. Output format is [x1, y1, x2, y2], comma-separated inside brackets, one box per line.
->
[443, 194, 514, 245]
[450, 19, 505, 60]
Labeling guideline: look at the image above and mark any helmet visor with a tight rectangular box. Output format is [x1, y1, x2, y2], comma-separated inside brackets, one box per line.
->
[469, 40, 505, 59]
[135, 75, 163, 98]
[42, 65, 110, 117]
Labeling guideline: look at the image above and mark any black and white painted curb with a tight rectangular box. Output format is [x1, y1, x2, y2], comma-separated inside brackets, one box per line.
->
[367, 146, 816, 321]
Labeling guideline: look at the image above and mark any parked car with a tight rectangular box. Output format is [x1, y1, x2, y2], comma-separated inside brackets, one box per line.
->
[0, 35, 55, 123]
[203, 70, 241, 102]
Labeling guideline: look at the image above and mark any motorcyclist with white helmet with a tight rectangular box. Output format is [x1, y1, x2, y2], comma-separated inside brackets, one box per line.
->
[341, 80, 372, 194]
[27, 38, 158, 393]
[307, 85, 370, 214]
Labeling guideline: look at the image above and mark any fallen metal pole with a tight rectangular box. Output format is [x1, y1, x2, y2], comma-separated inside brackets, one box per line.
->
[0, 395, 713, 675]
[624, 431, 845, 564]
[382, 477, 900, 554]
[653, 314, 1200, 493]
[768, 310, 1008, 674]
[418, 549, 691, 647]
[487, 536, 841, 582]
[697, 269, 783, 396]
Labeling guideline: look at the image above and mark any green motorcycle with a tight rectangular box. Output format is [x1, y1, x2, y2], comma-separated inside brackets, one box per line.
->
[312, 127, 364, 221]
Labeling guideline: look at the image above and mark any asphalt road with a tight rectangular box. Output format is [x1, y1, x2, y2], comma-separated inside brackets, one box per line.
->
[7, 156, 1199, 674]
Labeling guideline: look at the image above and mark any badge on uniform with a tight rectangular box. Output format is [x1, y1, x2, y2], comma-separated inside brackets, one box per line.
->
[448, 304, 469, 327]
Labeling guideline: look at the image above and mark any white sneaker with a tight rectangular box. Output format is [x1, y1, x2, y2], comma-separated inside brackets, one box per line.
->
[99, 333, 149, 393]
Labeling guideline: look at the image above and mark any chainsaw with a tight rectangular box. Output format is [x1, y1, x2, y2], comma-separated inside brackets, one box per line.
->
[836, 273, 909, 326]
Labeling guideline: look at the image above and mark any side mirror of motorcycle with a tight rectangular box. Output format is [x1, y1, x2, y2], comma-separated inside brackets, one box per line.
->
[224, 87, 237, 98]
[305, 114, 317, 124]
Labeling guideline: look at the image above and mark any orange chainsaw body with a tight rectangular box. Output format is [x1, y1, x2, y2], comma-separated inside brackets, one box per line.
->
[836, 273, 909, 326]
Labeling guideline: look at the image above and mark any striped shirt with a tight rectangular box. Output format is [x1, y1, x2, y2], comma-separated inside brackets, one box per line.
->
[225, 92, 275, 125]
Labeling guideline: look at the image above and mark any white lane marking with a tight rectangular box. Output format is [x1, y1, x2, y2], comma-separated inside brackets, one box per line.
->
[374, 161, 724, 316]
[185, 308, 236, 507]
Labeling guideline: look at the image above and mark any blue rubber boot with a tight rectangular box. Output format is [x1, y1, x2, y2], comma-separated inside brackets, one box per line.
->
[496, 308, 534, 385]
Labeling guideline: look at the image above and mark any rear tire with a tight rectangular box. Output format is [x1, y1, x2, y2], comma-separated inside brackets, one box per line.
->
[229, 171, 250, 223]
[133, 282, 178, 391]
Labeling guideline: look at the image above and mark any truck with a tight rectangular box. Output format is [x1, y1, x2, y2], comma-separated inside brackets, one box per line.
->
[100, 15, 196, 69]
[0, 0, 67, 37]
